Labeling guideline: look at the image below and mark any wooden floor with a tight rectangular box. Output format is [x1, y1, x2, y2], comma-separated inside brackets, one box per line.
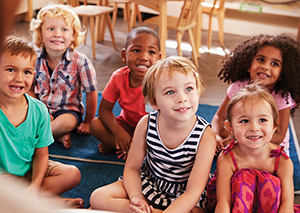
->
[11, 12, 300, 204]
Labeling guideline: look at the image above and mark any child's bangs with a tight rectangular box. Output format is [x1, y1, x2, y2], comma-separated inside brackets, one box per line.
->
[46, 9, 73, 26]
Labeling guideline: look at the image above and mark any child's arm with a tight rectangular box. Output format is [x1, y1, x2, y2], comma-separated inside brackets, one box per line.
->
[270, 107, 290, 145]
[99, 98, 132, 155]
[26, 147, 49, 195]
[214, 152, 234, 213]
[124, 115, 149, 211]
[76, 90, 98, 135]
[211, 95, 231, 151]
[163, 127, 216, 213]
[277, 156, 294, 212]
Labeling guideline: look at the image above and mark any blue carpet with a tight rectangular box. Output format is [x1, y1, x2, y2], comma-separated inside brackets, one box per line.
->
[49, 92, 300, 208]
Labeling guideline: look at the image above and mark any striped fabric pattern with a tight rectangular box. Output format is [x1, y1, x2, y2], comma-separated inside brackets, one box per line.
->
[141, 111, 210, 207]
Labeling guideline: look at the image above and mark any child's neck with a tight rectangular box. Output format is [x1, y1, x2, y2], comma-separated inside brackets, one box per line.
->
[0, 95, 28, 127]
[129, 72, 143, 88]
[44, 48, 66, 71]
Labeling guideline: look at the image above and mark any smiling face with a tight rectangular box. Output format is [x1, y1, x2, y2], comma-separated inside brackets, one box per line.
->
[247, 45, 283, 92]
[225, 98, 276, 151]
[154, 71, 199, 124]
[121, 33, 161, 86]
[42, 15, 74, 55]
[0, 51, 36, 100]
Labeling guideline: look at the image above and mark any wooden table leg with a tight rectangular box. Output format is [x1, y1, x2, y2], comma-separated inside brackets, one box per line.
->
[159, 0, 167, 58]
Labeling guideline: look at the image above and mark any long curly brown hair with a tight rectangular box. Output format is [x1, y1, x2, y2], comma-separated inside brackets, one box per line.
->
[218, 33, 300, 115]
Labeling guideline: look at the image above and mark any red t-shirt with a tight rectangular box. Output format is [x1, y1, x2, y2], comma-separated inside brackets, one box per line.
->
[102, 66, 147, 127]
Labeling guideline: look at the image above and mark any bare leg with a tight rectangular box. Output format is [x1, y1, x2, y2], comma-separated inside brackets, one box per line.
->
[51, 113, 77, 149]
[90, 180, 132, 212]
[41, 164, 81, 196]
[89, 117, 117, 154]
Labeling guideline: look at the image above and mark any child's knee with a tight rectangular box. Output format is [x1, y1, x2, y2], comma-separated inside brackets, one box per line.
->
[90, 187, 107, 209]
[67, 165, 81, 185]
[89, 117, 100, 133]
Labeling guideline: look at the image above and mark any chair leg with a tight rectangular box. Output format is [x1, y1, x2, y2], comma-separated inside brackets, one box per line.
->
[187, 28, 199, 68]
[176, 31, 183, 57]
[106, 13, 117, 50]
[112, 2, 118, 29]
[89, 17, 96, 59]
[207, 14, 213, 50]
[83, 16, 88, 45]
[136, 4, 143, 27]
[124, 3, 131, 33]
[217, 12, 225, 48]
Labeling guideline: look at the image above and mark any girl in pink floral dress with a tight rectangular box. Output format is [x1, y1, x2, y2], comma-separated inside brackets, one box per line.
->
[206, 83, 300, 213]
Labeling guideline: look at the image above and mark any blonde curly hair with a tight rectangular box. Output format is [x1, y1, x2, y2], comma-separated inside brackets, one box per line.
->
[30, 3, 85, 49]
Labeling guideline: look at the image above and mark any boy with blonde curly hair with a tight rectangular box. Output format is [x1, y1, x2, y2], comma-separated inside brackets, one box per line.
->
[29, 3, 98, 149]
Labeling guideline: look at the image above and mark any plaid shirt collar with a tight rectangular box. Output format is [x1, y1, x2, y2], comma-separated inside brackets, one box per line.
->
[37, 47, 73, 62]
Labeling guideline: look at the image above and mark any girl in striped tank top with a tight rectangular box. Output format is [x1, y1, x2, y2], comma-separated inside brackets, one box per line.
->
[90, 56, 217, 212]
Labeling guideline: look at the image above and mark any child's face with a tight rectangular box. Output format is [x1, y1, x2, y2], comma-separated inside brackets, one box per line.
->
[225, 98, 276, 151]
[247, 45, 283, 92]
[0, 51, 36, 100]
[42, 15, 74, 54]
[154, 71, 199, 123]
[121, 33, 161, 81]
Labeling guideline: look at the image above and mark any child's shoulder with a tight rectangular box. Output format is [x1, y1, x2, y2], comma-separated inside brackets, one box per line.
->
[112, 66, 130, 77]
[25, 94, 48, 114]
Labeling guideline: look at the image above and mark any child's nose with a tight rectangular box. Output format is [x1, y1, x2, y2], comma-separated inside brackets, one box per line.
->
[14, 72, 23, 82]
[250, 122, 259, 131]
[54, 29, 62, 37]
[261, 63, 270, 71]
[138, 52, 149, 61]
[176, 92, 187, 103]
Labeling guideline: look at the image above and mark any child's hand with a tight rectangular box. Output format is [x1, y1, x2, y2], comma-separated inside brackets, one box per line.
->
[129, 197, 152, 213]
[116, 149, 128, 160]
[23, 184, 39, 198]
[76, 123, 90, 135]
[222, 136, 232, 148]
[115, 129, 132, 157]
[215, 134, 224, 154]
[215, 135, 232, 154]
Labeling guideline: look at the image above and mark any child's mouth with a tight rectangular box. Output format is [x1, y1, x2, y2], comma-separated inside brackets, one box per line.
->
[247, 136, 262, 140]
[257, 72, 269, 78]
[10, 86, 23, 90]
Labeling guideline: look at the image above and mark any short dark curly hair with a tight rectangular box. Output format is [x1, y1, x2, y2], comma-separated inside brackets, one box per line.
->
[218, 33, 300, 115]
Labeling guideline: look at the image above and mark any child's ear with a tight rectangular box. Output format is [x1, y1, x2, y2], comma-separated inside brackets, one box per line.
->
[121, 48, 126, 63]
[224, 120, 233, 135]
[273, 118, 279, 134]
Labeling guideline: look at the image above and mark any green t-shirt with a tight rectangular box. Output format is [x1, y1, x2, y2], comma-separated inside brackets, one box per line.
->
[0, 94, 54, 176]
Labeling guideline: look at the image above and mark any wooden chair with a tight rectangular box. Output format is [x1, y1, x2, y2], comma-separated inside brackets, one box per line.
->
[202, 0, 226, 50]
[69, 0, 117, 59]
[143, 0, 201, 67]
[109, 0, 143, 32]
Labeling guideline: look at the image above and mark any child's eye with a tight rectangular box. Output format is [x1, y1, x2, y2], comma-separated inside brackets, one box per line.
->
[257, 58, 264, 62]
[62, 28, 67, 32]
[149, 50, 156, 54]
[7, 68, 14, 72]
[166, 90, 175, 95]
[259, 118, 267, 122]
[271, 62, 279, 67]
[186, 87, 193, 92]
[240, 119, 249, 123]
[133, 49, 140, 53]
[25, 70, 33, 75]
[48, 28, 54, 31]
